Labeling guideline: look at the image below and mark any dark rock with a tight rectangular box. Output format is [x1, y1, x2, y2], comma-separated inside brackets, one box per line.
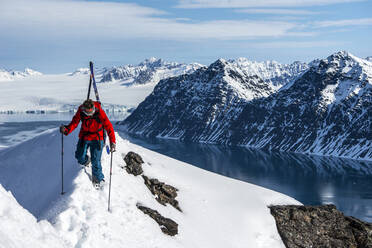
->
[142, 175, 181, 212]
[269, 204, 372, 248]
[123, 152, 144, 176]
[137, 204, 178, 236]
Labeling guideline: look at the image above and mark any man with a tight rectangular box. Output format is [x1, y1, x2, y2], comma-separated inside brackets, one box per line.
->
[60, 99, 116, 188]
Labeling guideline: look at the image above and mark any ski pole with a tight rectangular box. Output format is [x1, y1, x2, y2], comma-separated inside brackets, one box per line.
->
[61, 132, 65, 195]
[108, 151, 113, 212]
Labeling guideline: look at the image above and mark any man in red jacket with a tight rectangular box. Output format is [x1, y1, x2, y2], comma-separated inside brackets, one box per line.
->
[60, 99, 116, 188]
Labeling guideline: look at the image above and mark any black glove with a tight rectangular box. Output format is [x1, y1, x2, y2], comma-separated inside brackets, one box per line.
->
[110, 142, 116, 152]
[59, 125, 68, 135]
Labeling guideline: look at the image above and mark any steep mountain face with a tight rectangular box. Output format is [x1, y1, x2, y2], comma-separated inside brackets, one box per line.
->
[99, 58, 203, 85]
[121, 59, 275, 141]
[230, 58, 308, 88]
[121, 51, 372, 160]
[0, 68, 42, 82]
[229, 51, 372, 160]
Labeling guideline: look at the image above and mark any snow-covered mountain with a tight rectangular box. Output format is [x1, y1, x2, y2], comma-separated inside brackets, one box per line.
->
[230, 58, 308, 89]
[99, 57, 204, 85]
[0, 129, 299, 247]
[0, 68, 42, 82]
[69, 67, 90, 76]
[121, 58, 276, 140]
[366, 56, 372, 62]
[121, 51, 372, 161]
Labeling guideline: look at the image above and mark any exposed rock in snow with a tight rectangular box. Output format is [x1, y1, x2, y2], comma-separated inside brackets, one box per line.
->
[142, 175, 181, 212]
[270, 204, 372, 248]
[123, 151, 144, 176]
[365, 56, 372, 62]
[137, 204, 179, 236]
[121, 51, 372, 161]
[0, 68, 42, 82]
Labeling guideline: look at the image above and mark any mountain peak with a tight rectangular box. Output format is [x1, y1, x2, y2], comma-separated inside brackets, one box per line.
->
[139, 57, 165, 67]
[327, 51, 360, 64]
[208, 58, 228, 70]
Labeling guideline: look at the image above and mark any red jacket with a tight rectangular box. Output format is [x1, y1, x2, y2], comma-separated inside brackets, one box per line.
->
[65, 101, 116, 144]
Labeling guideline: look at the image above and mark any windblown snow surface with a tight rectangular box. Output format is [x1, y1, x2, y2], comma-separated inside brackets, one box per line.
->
[0, 129, 300, 248]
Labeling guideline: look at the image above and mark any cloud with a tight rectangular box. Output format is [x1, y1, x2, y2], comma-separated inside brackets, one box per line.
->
[246, 40, 346, 49]
[0, 0, 308, 41]
[176, 0, 364, 8]
[236, 9, 321, 15]
[314, 18, 372, 27]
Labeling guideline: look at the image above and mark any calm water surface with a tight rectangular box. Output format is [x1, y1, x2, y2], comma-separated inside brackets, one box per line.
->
[118, 130, 372, 223]
[1, 119, 371, 222]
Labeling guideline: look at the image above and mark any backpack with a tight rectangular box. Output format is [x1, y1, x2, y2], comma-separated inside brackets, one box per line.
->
[80, 110, 107, 149]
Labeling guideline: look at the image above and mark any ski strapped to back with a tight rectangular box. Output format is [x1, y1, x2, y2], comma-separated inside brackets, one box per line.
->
[87, 61, 109, 151]
[88, 61, 100, 102]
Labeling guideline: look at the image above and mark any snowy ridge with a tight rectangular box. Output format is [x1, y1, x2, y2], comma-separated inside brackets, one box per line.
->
[0, 68, 42, 82]
[99, 57, 204, 85]
[230, 58, 308, 88]
[0, 129, 299, 247]
[122, 51, 372, 161]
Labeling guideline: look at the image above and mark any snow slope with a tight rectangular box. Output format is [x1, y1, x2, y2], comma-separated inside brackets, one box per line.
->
[0, 186, 66, 248]
[0, 129, 300, 248]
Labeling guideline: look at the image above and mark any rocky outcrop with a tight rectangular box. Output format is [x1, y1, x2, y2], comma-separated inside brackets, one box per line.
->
[123, 152, 144, 176]
[142, 175, 181, 212]
[137, 204, 178, 236]
[269, 204, 372, 248]
[122, 151, 182, 235]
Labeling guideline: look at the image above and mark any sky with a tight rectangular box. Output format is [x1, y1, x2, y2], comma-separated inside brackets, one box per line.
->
[0, 0, 371, 73]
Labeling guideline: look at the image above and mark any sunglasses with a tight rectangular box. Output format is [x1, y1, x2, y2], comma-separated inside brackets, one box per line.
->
[83, 106, 95, 116]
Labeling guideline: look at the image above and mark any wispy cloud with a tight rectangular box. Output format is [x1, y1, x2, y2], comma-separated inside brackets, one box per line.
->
[247, 40, 346, 49]
[236, 8, 321, 15]
[314, 18, 372, 27]
[0, 0, 309, 41]
[176, 0, 364, 8]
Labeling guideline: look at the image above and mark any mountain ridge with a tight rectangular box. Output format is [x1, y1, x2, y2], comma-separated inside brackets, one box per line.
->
[121, 51, 372, 161]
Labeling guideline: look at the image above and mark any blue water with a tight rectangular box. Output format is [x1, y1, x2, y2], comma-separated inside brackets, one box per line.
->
[118, 130, 372, 223]
[1, 120, 371, 222]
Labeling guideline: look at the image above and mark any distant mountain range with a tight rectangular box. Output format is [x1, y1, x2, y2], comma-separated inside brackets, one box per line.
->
[0, 68, 42, 82]
[101, 58, 204, 85]
[121, 51, 372, 161]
